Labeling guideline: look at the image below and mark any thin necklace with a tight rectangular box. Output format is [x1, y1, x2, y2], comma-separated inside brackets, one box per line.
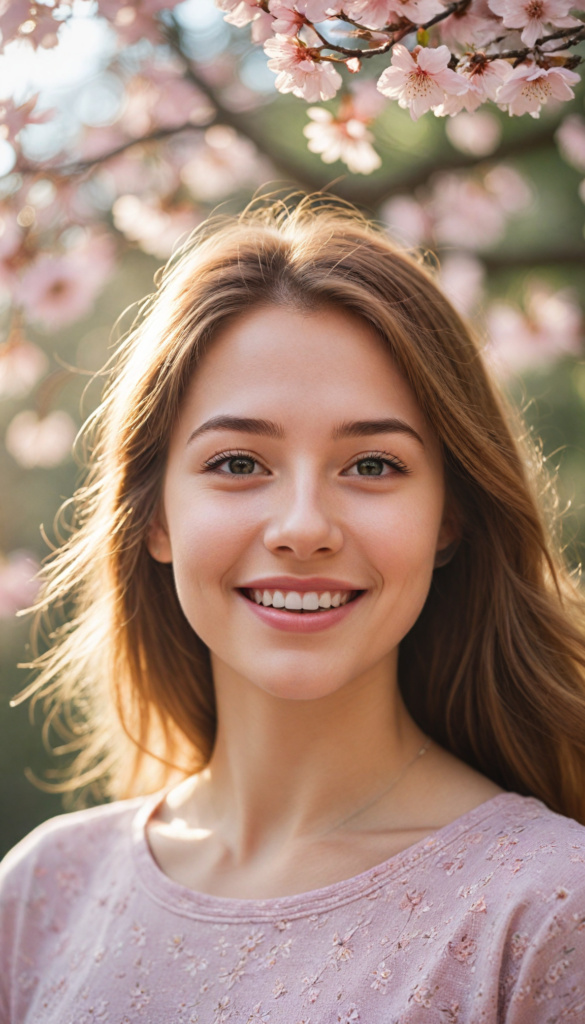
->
[319, 738, 431, 837]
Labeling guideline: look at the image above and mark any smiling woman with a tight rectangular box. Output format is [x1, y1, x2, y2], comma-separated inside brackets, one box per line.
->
[3, 197, 585, 1022]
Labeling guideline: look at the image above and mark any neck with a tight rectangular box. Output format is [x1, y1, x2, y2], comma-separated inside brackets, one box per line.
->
[176, 650, 426, 859]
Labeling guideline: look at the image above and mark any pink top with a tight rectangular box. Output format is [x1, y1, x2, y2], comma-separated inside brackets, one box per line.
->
[1, 791, 585, 1024]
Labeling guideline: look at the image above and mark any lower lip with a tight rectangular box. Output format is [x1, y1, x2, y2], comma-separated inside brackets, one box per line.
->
[239, 591, 365, 633]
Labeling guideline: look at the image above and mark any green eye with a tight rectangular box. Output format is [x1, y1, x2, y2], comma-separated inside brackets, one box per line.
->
[228, 456, 256, 474]
[357, 458, 384, 476]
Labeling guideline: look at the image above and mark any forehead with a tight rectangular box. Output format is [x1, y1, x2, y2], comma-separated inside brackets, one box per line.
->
[177, 304, 432, 444]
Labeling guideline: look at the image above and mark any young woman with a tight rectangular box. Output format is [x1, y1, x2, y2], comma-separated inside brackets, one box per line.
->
[2, 199, 585, 1024]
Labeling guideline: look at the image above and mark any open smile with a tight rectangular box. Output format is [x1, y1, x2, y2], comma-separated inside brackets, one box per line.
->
[242, 587, 362, 612]
[237, 583, 366, 633]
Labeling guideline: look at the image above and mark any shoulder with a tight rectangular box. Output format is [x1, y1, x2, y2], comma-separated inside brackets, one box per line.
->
[0, 796, 147, 902]
[481, 792, 585, 874]
[445, 792, 585, 894]
[467, 795, 585, 1019]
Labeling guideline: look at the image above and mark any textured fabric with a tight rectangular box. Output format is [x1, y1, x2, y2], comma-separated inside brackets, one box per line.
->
[1, 791, 585, 1024]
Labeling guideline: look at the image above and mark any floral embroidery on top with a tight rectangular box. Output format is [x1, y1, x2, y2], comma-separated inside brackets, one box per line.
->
[1, 792, 585, 1024]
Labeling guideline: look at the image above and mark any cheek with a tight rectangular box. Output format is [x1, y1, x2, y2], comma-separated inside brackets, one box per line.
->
[164, 489, 259, 618]
[353, 485, 443, 613]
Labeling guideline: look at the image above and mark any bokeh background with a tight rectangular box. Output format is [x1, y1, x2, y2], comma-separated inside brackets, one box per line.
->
[1, 0, 584, 859]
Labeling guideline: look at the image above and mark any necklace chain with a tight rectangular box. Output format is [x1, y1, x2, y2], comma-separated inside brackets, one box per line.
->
[319, 738, 431, 837]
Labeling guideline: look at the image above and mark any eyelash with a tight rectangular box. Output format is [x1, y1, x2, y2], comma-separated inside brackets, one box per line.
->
[202, 449, 410, 476]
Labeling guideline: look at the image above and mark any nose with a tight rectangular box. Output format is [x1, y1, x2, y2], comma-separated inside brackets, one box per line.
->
[263, 468, 344, 560]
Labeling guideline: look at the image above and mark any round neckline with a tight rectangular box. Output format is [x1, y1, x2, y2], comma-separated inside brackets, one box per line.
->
[131, 790, 530, 924]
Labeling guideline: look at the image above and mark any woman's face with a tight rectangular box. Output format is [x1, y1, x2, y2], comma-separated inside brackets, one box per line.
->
[151, 304, 456, 700]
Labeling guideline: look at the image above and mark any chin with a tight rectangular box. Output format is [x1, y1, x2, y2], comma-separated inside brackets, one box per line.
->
[233, 652, 357, 702]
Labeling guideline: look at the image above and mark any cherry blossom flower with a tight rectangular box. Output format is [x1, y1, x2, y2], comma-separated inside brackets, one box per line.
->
[381, 195, 431, 245]
[23, 7, 61, 49]
[350, 79, 388, 119]
[180, 126, 270, 201]
[431, 173, 507, 249]
[150, 79, 215, 131]
[215, 0, 259, 25]
[215, 0, 271, 40]
[439, 252, 485, 314]
[434, 58, 511, 114]
[303, 107, 382, 172]
[269, 0, 305, 35]
[0, 335, 48, 399]
[496, 60, 580, 117]
[116, 70, 211, 137]
[298, 0, 345, 18]
[16, 235, 115, 329]
[78, 125, 128, 162]
[438, 0, 499, 48]
[5, 409, 76, 468]
[350, 0, 445, 29]
[446, 110, 502, 155]
[97, 0, 178, 45]
[264, 35, 343, 101]
[556, 114, 585, 173]
[487, 284, 582, 376]
[0, 211, 23, 261]
[0, 551, 40, 619]
[488, 0, 579, 47]
[112, 196, 201, 257]
[0, 0, 32, 49]
[483, 163, 532, 212]
[0, 95, 54, 145]
[377, 45, 468, 121]
[252, 9, 276, 40]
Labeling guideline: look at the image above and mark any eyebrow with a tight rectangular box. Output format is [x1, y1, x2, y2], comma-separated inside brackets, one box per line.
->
[332, 419, 425, 448]
[186, 416, 285, 445]
[186, 415, 424, 448]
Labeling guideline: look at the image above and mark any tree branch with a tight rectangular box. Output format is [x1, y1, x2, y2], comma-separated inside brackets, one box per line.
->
[16, 123, 201, 178]
[481, 247, 585, 271]
[340, 120, 561, 207]
[311, 0, 470, 57]
[164, 23, 330, 195]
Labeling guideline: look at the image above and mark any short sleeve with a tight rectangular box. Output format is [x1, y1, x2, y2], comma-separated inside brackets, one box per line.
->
[504, 886, 585, 1021]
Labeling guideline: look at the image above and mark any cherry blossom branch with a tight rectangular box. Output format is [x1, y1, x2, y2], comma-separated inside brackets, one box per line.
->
[309, 0, 471, 58]
[164, 21, 327, 193]
[15, 123, 202, 178]
[490, 23, 585, 62]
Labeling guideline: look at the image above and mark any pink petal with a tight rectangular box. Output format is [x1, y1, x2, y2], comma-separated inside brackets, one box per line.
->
[520, 19, 544, 47]
[416, 44, 451, 74]
[391, 44, 417, 73]
[377, 67, 408, 97]
[434, 68, 470, 94]
[548, 73, 578, 100]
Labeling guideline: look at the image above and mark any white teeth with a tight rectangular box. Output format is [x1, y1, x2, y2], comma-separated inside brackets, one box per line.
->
[249, 588, 355, 611]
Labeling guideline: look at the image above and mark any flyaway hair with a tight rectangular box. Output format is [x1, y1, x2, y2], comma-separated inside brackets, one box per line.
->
[17, 195, 585, 821]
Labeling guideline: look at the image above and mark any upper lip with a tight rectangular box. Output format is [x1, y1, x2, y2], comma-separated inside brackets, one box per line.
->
[238, 577, 364, 593]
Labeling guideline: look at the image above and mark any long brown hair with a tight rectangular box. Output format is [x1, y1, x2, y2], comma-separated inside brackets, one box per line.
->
[18, 196, 585, 820]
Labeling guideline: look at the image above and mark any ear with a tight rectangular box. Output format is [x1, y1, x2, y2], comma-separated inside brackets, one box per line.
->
[146, 517, 173, 564]
[434, 505, 461, 569]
